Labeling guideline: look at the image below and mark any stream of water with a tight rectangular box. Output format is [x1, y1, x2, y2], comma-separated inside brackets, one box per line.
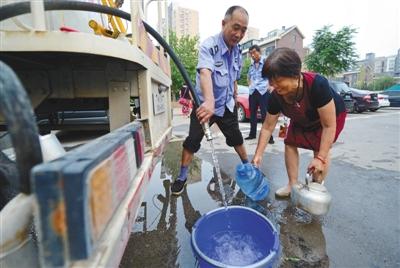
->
[209, 139, 227, 208]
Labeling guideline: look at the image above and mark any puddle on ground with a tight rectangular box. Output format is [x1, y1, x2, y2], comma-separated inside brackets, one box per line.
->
[120, 141, 329, 268]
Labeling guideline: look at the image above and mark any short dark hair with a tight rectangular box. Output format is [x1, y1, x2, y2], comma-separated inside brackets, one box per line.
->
[249, 44, 260, 52]
[224, 6, 248, 20]
[262, 47, 301, 80]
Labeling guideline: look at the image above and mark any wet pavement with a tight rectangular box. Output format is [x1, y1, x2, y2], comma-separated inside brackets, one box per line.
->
[120, 108, 400, 268]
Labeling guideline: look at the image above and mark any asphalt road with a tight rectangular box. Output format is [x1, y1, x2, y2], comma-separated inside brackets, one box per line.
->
[121, 108, 400, 268]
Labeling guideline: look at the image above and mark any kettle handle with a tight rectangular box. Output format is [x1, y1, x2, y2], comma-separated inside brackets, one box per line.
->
[305, 172, 311, 186]
[305, 170, 325, 185]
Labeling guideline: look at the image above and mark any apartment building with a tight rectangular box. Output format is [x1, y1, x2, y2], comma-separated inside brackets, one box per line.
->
[241, 26, 305, 62]
[386, 55, 396, 73]
[240, 26, 260, 45]
[168, 3, 199, 38]
[395, 49, 400, 76]
[343, 49, 400, 86]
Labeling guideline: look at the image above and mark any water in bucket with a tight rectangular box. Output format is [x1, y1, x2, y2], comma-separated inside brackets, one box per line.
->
[206, 231, 265, 266]
[191, 206, 279, 268]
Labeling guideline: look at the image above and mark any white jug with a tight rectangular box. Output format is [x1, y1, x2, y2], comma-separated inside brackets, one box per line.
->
[39, 133, 66, 162]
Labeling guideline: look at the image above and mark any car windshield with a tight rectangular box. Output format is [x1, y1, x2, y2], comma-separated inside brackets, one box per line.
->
[237, 85, 249, 95]
[329, 81, 352, 94]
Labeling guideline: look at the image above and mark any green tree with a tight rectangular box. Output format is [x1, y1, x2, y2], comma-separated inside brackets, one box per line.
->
[305, 25, 358, 77]
[238, 57, 251, 86]
[355, 65, 368, 89]
[168, 32, 199, 99]
[366, 76, 396, 91]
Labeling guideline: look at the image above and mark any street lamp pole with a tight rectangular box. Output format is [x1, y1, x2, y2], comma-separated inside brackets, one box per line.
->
[157, 0, 162, 34]
[144, 0, 155, 21]
[164, 0, 169, 42]
[144, 0, 168, 40]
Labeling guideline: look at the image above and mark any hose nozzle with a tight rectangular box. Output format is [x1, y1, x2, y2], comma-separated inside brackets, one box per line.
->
[202, 122, 213, 141]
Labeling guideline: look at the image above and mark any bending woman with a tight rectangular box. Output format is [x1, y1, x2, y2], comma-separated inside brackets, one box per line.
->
[252, 48, 347, 197]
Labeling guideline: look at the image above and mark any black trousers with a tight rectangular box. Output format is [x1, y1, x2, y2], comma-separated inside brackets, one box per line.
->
[249, 90, 270, 137]
[183, 107, 243, 153]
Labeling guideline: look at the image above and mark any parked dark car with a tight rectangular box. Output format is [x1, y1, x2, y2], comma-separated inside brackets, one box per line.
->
[328, 81, 356, 113]
[348, 88, 380, 112]
[383, 90, 400, 107]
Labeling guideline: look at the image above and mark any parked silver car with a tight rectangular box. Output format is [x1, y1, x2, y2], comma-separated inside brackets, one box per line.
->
[377, 93, 390, 108]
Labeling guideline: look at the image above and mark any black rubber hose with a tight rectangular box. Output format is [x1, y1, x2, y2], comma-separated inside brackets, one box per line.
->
[0, 1, 201, 107]
[0, 61, 43, 194]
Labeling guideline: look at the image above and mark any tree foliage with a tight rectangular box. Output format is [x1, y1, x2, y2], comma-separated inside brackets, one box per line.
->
[168, 32, 199, 99]
[305, 25, 358, 77]
[366, 76, 396, 91]
[238, 57, 251, 86]
[354, 65, 368, 89]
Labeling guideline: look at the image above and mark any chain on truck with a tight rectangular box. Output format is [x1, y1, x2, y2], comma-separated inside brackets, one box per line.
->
[0, 1, 201, 267]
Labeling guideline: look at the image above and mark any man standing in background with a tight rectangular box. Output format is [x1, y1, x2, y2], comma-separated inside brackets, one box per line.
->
[245, 44, 274, 144]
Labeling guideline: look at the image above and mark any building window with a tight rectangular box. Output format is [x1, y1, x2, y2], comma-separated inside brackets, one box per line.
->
[264, 46, 275, 57]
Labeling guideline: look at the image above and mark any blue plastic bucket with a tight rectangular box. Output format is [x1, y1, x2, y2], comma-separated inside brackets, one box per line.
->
[191, 206, 279, 268]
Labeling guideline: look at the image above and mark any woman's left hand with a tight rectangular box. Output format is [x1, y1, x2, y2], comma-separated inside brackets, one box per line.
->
[307, 158, 325, 183]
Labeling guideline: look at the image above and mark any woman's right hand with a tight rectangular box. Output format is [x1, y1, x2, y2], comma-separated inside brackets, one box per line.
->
[251, 154, 263, 168]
